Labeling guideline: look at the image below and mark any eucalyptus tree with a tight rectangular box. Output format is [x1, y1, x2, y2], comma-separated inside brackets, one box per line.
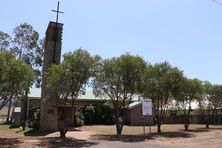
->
[141, 62, 184, 133]
[200, 83, 222, 128]
[10, 23, 43, 86]
[208, 84, 222, 125]
[0, 31, 11, 51]
[46, 49, 96, 137]
[0, 23, 43, 127]
[10, 23, 43, 127]
[6, 59, 35, 123]
[0, 51, 14, 110]
[0, 51, 35, 123]
[1, 23, 43, 85]
[11, 23, 40, 60]
[200, 81, 213, 128]
[93, 53, 146, 136]
[176, 78, 203, 130]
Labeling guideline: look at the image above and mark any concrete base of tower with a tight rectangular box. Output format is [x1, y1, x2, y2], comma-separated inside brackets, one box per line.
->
[40, 99, 59, 132]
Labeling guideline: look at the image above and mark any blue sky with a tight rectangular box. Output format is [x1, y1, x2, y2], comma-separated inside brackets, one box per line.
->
[1, 0, 222, 84]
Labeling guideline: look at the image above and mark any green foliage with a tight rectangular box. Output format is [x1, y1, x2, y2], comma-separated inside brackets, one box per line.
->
[0, 51, 14, 83]
[0, 51, 35, 110]
[7, 59, 35, 93]
[75, 111, 85, 121]
[175, 78, 203, 130]
[197, 81, 212, 114]
[8, 23, 43, 87]
[0, 31, 11, 51]
[47, 49, 96, 102]
[176, 78, 203, 109]
[1, 23, 43, 87]
[82, 103, 115, 125]
[82, 104, 95, 124]
[142, 62, 184, 99]
[141, 61, 184, 133]
[93, 53, 146, 135]
[46, 49, 96, 137]
[0, 23, 42, 126]
[27, 108, 40, 131]
[11, 23, 39, 60]
[208, 85, 222, 110]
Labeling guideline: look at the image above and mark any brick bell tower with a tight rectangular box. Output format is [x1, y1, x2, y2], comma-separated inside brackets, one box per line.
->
[40, 2, 64, 131]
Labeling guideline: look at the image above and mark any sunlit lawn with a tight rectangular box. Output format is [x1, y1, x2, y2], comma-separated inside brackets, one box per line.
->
[0, 124, 11, 131]
[0, 124, 30, 135]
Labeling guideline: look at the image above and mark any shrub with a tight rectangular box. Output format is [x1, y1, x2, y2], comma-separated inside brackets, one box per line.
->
[27, 108, 40, 131]
[75, 111, 84, 127]
[83, 103, 115, 125]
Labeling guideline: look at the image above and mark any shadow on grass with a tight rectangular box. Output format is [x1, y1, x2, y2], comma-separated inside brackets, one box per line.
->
[152, 131, 193, 138]
[179, 127, 216, 133]
[207, 127, 222, 130]
[23, 130, 53, 137]
[90, 131, 193, 142]
[179, 129, 210, 133]
[37, 137, 98, 148]
[0, 138, 21, 147]
[91, 134, 153, 142]
[195, 127, 222, 131]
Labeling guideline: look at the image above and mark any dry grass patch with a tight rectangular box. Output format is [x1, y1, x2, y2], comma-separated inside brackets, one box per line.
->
[83, 124, 222, 136]
[83, 124, 222, 146]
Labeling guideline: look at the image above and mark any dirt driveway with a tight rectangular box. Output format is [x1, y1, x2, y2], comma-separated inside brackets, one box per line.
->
[0, 124, 221, 148]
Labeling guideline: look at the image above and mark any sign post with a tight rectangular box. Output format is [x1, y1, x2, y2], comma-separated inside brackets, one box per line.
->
[142, 99, 152, 135]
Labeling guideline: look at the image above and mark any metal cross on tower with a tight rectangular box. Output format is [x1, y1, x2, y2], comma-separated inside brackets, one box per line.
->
[52, 1, 64, 23]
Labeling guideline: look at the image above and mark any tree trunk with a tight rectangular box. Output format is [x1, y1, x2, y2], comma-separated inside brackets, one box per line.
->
[116, 122, 123, 137]
[206, 123, 209, 129]
[216, 110, 219, 125]
[157, 119, 161, 133]
[115, 116, 124, 137]
[10, 98, 17, 123]
[184, 115, 190, 131]
[60, 128, 67, 138]
[73, 107, 76, 126]
[205, 114, 210, 129]
[184, 114, 190, 131]
[71, 97, 76, 127]
[184, 123, 189, 131]
[184, 105, 191, 131]
[22, 91, 28, 131]
[6, 97, 12, 123]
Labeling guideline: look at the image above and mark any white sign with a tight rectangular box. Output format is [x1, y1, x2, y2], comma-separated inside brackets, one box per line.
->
[14, 107, 21, 113]
[142, 99, 152, 116]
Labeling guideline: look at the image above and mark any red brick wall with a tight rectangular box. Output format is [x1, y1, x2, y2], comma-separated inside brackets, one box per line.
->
[127, 104, 153, 126]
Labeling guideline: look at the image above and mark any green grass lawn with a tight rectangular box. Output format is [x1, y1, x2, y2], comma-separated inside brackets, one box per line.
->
[0, 124, 31, 135]
[0, 124, 11, 131]
[0, 124, 53, 137]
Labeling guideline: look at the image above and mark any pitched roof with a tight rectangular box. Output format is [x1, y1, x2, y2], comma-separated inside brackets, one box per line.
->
[28, 88, 103, 100]
[28, 88, 142, 102]
[128, 101, 141, 109]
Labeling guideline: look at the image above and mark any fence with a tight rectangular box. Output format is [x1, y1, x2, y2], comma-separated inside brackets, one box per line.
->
[163, 115, 222, 125]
